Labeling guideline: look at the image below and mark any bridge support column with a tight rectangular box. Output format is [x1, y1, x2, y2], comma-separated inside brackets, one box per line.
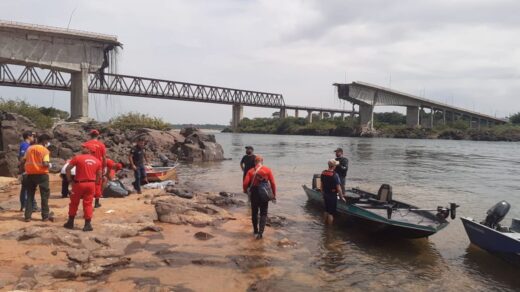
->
[319, 111, 324, 120]
[359, 104, 374, 130]
[279, 107, 287, 119]
[341, 113, 345, 121]
[231, 104, 243, 132]
[70, 64, 89, 120]
[429, 107, 434, 128]
[307, 110, 313, 124]
[442, 109, 446, 125]
[406, 106, 420, 128]
[295, 109, 299, 118]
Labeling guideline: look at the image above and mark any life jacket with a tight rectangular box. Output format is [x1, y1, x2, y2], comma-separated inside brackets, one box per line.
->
[320, 170, 337, 194]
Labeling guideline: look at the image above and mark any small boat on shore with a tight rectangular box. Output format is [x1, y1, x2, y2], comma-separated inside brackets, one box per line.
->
[303, 175, 459, 238]
[461, 201, 520, 265]
[144, 164, 178, 183]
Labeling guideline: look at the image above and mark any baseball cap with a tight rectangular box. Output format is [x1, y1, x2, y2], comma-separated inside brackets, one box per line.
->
[245, 146, 254, 150]
[90, 129, 100, 136]
[334, 147, 343, 152]
[328, 159, 339, 167]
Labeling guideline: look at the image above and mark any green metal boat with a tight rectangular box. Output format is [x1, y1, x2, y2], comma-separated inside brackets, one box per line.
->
[303, 176, 458, 238]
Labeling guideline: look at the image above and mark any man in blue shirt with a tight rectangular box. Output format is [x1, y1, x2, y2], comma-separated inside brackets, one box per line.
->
[19, 131, 38, 212]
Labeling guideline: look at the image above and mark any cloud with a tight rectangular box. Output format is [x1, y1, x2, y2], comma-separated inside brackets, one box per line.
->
[0, 0, 519, 122]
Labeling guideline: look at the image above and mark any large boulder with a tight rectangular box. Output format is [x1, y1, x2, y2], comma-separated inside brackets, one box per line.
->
[0, 111, 36, 152]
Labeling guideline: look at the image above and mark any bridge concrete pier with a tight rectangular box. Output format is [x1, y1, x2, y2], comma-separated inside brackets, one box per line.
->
[359, 104, 374, 130]
[307, 110, 313, 123]
[231, 104, 243, 132]
[295, 109, 299, 118]
[406, 106, 420, 128]
[279, 107, 287, 119]
[70, 64, 89, 119]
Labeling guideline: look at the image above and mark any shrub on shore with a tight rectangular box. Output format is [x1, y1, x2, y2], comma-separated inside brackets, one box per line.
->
[109, 112, 171, 131]
[0, 99, 69, 128]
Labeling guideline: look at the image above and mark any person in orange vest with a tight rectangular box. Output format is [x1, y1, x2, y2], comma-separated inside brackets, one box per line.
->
[84, 129, 107, 208]
[243, 155, 277, 239]
[22, 134, 52, 222]
[63, 143, 102, 232]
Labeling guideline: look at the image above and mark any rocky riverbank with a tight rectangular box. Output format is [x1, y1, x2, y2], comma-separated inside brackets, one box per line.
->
[0, 172, 297, 291]
[0, 111, 225, 177]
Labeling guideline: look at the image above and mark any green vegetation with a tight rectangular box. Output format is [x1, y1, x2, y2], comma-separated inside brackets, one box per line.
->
[0, 99, 69, 128]
[109, 112, 171, 131]
[508, 112, 520, 125]
[230, 111, 520, 142]
[234, 116, 359, 136]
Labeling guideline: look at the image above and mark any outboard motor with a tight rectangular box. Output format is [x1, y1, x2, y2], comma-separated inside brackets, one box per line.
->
[483, 200, 511, 229]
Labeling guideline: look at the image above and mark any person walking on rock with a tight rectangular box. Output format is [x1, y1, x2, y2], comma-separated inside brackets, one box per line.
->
[22, 134, 52, 222]
[334, 148, 349, 193]
[18, 131, 38, 212]
[240, 146, 256, 180]
[84, 129, 106, 208]
[129, 137, 149, 194]
[243, 155, 277, 239]
[64, 143, 102, 232]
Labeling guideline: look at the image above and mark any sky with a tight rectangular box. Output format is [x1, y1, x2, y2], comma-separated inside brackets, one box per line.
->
[0, 0, 519, 124]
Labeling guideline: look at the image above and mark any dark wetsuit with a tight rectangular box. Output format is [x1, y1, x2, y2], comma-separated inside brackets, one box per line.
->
[321, 170, 341, 215]
[334, 156, 348, 193]
[240, 154, 256, 179]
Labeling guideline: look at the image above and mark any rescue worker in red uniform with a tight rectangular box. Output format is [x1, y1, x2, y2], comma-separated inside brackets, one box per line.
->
[106, 158, 123, 181]
[63, 143, 102, 232]
[84, 129, 106, 208]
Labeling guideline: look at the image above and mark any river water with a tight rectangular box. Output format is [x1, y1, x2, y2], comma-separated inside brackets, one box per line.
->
[181, 133, 520, 291]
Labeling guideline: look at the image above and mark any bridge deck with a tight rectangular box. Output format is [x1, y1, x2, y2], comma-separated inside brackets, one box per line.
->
[335, 81, 506, 123]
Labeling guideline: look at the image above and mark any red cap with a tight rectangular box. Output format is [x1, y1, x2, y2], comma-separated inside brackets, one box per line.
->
[90, 129, 100, 136]
[106, 159, 115, 169]
[115, 163, 123, 170]
[254, 155, 263, 162]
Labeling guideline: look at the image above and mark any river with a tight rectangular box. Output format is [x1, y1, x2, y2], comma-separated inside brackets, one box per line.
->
[180, 133, 520, 291]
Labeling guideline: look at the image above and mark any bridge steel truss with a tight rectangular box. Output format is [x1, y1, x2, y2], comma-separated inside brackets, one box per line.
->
[0, 63, 286, 108]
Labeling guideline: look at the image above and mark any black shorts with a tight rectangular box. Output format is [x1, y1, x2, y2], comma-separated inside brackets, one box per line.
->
[323, 193, 338, 215]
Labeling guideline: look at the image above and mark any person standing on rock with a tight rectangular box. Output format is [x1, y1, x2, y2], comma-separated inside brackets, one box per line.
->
[22, 134, 52, 222]
[334, 148, 349, 193]
[18, 131, 38, 212]
[64, 143, 102, 232]
[240, 146, 256, 180]
[129, 137, 149, 194]
[243, 155, 277, 239]
[84, 129, 107, 208]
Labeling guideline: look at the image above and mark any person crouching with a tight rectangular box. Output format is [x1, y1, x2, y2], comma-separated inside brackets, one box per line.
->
[63, 143, 102, 232]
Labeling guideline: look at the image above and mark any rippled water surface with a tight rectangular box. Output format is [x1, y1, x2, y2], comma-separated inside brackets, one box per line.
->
[181, 133, 520, 291]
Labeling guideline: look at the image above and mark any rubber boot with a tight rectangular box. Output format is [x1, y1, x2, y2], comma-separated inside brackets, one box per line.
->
[83, 219, 93, 232]
[256, 215, 267, 240]
[94, 198, 101, 208]
[63, 216, 75, 229]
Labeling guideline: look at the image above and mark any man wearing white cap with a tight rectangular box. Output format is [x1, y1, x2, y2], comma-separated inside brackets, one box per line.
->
[320, 159, 346, 224]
